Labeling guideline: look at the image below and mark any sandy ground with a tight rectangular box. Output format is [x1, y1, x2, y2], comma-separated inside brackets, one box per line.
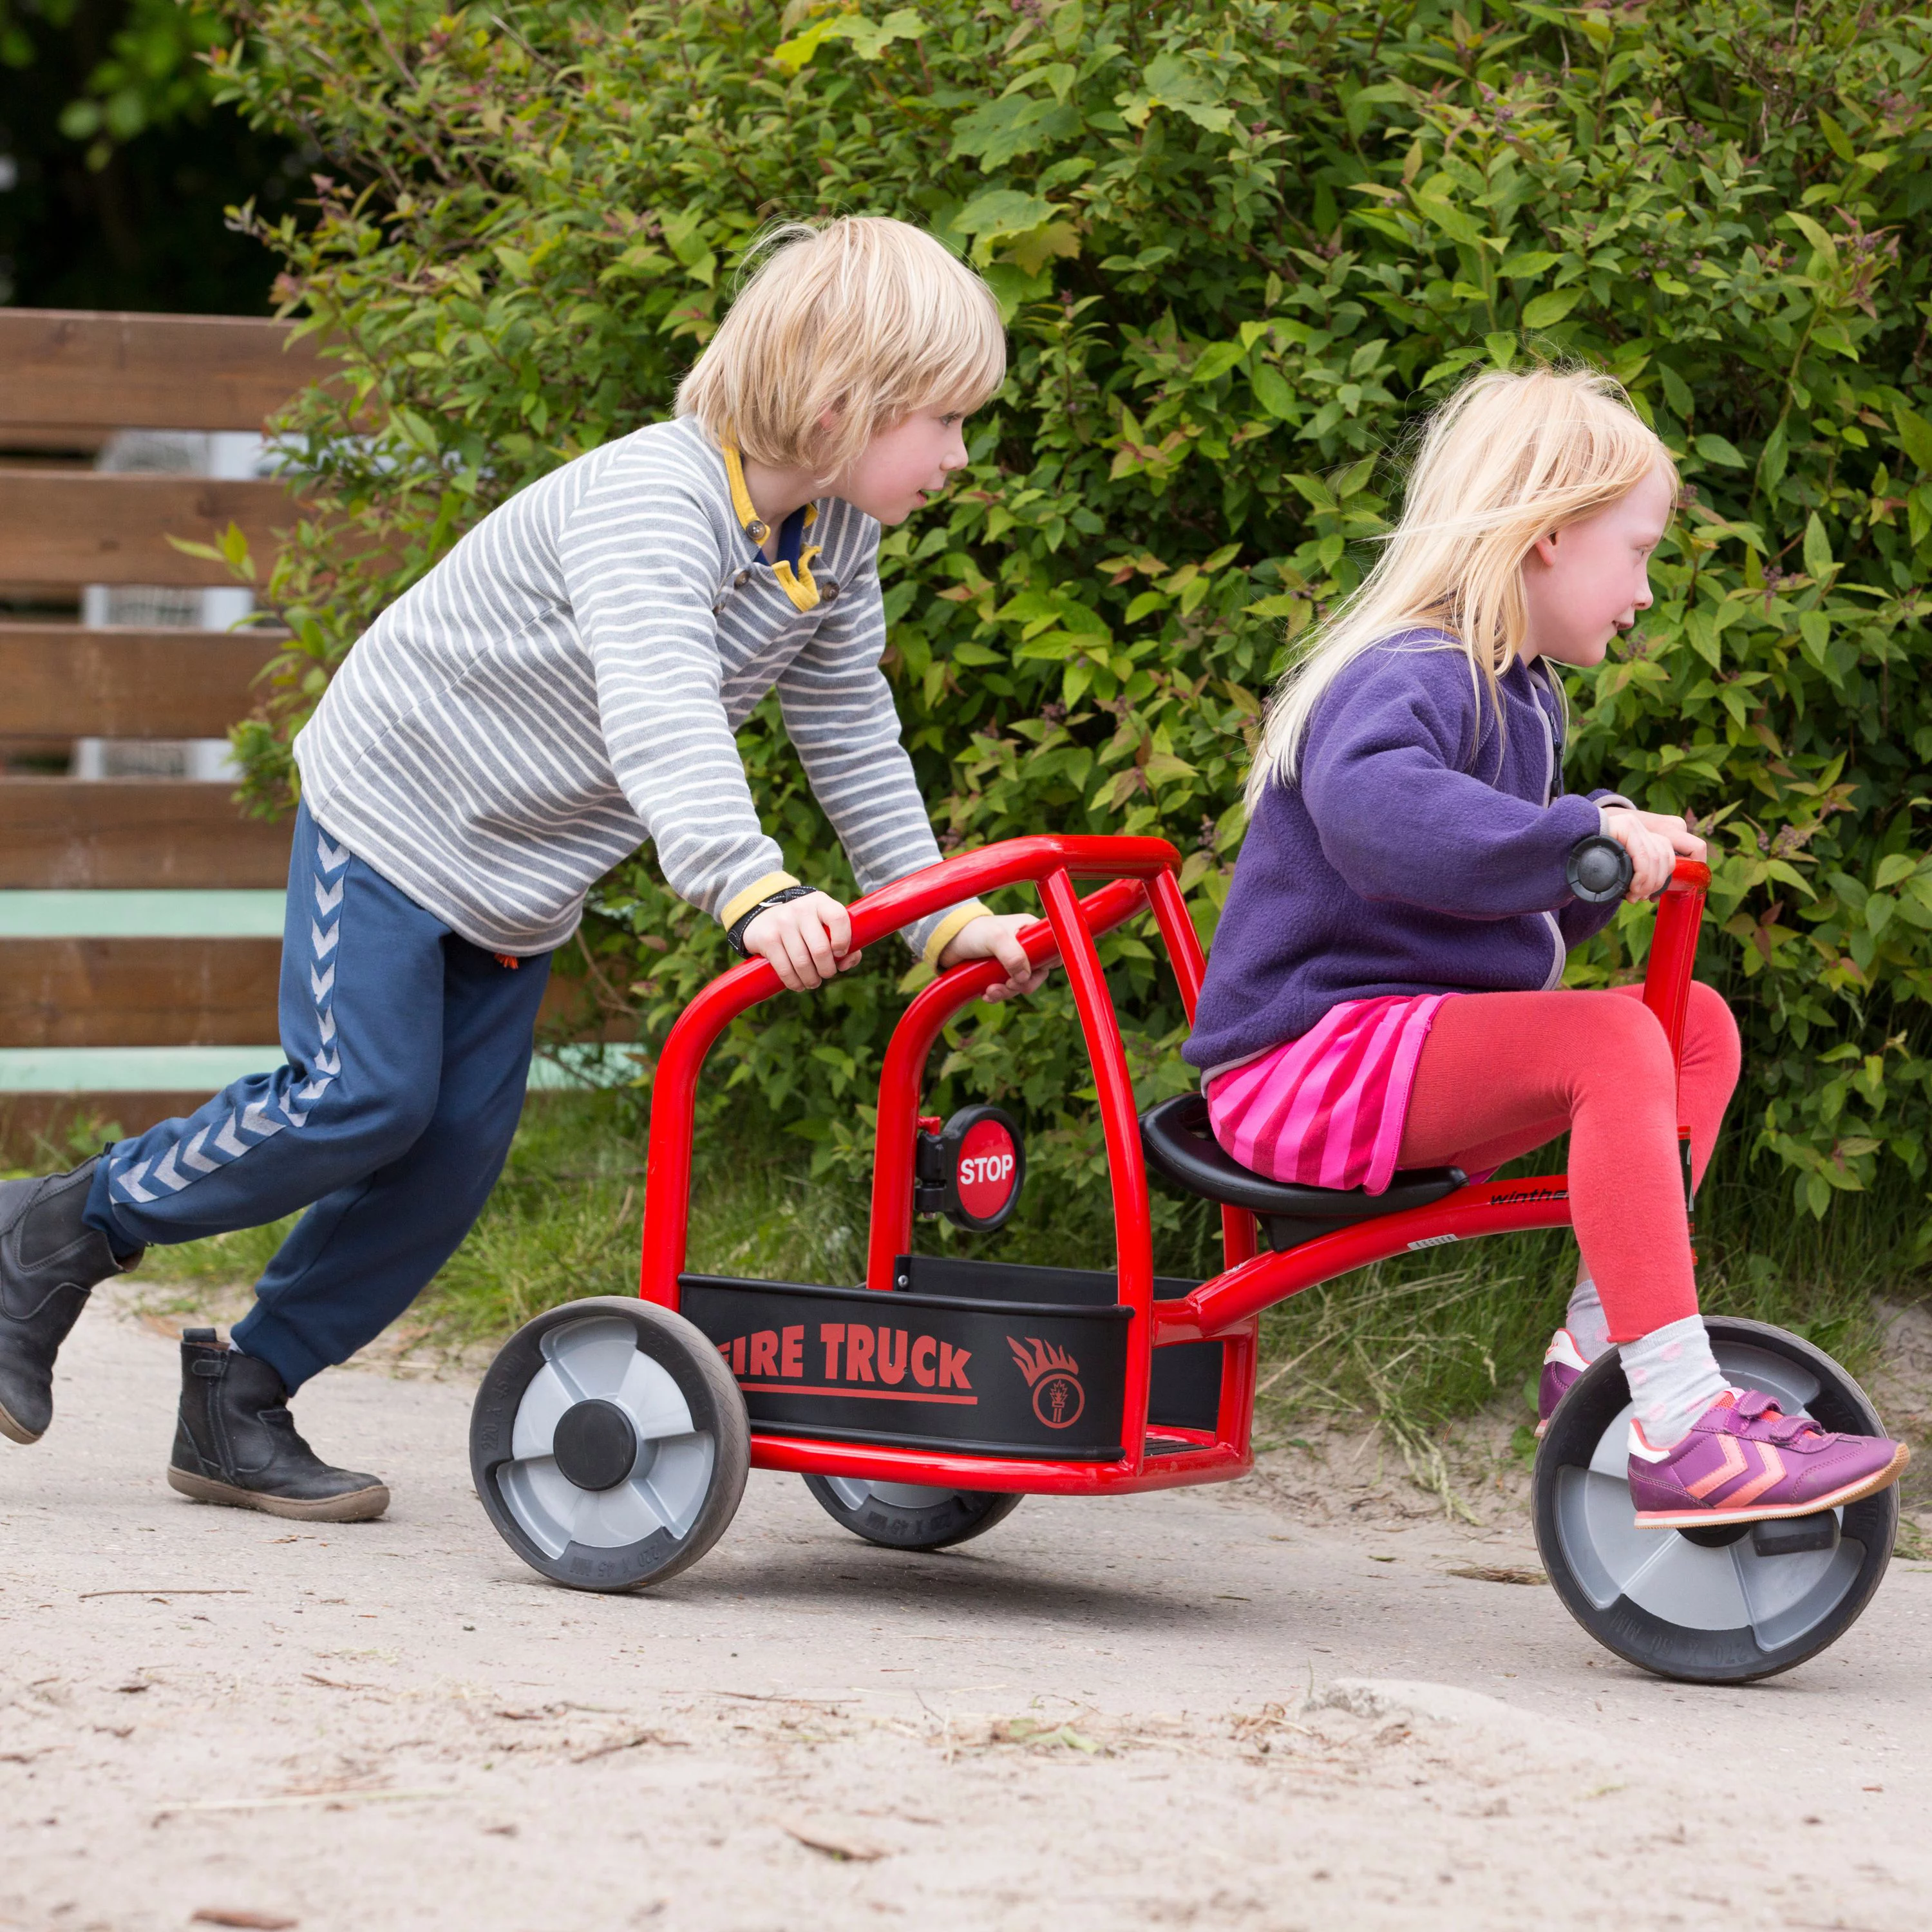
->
[4, 1285, 1932, 1932]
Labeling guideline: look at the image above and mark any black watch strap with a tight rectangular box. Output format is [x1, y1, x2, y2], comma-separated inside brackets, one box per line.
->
[725, 884, 818, 957]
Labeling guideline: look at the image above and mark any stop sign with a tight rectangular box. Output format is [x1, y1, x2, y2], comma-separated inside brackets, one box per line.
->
[954, 1115, 1019, 1223]
[914, 1104, 1027, 1232]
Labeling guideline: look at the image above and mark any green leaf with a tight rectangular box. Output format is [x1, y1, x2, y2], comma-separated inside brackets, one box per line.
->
[953, 189, 1060, 242]
[1190, 341, 1245, 385]
[1520, 287, 1584, 329]
[1250, 364, 1296, 421]
[1817, 111, 1857, 165]
[951, 94, 1082, 169]
[1414, 181, 1485, 248]
[979, 260, 1053, 318]
[1694, 433, 1748, 469]
[1875, 854, 1920, 890]
[1119, 52, 1234, 133]
[1484, 331, 1517, 370]
[772, 17, 840, 71]
[778, 6, 924, 68]
[1894, 406, 1932, 472]
[998, 220, 1081, 276]
[1785, 211, 1839, 270]
[1803, 513, 1835, 583]
[1285, 472, 1338, 513]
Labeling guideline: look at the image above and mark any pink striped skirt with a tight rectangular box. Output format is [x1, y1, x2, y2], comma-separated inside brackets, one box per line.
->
[1202, 993, 1454, 1196]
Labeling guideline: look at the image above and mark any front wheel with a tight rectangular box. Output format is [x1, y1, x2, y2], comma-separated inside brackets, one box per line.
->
[1533, 1316, 1897, 1684]
[471, 1296, 749, 1592]
[802, 1475, 1022, 1551]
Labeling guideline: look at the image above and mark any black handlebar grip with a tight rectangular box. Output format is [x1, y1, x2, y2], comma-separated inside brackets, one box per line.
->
[1566, 834, 1634, 905]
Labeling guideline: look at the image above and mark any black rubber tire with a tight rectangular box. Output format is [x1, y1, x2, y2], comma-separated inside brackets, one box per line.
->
[1533, 1316, 1897, 1683]
[802, 1474, 1023, 1551]
[471, 1296, 749, 1593]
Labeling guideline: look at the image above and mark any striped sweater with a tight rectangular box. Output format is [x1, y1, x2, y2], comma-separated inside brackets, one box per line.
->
[294, 413, 983, 962]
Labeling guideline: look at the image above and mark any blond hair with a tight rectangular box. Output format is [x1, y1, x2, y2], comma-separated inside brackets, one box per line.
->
[1247, 366, 1676, 808]
[676, 216, 1006, 481]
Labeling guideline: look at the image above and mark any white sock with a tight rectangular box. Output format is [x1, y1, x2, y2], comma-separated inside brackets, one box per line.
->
[1620, 1314, 1730, 1448]
[1564, 1273, 1610, 1362]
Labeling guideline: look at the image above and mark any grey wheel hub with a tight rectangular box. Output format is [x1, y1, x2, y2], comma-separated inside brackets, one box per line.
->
[552, 1397, 641, 1492]
[495, 1316, 716, 1558]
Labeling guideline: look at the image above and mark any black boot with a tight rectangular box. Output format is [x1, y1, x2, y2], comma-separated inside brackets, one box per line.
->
[168, 1331, 390, 1522]
[0, 1158, 143, 1444]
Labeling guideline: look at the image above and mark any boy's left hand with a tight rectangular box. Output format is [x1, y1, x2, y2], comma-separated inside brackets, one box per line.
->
[938, 913, 1051, 1003]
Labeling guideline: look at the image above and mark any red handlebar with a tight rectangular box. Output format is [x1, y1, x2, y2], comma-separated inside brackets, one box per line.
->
[638, 835, 1187, 1306]
[1644, 857, 1710, 1075]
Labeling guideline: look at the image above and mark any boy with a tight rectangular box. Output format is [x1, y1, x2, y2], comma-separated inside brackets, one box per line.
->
[0, 216, 1040, 1520]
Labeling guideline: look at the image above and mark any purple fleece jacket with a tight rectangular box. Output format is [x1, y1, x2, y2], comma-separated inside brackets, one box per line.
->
[1184, 631, 1627, 1075]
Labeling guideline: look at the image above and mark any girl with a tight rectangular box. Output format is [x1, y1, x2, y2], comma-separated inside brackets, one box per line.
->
[1187, 368, 1904, 1528]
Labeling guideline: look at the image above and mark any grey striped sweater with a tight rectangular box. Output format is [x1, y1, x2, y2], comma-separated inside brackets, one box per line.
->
[294, 413, 982, 963]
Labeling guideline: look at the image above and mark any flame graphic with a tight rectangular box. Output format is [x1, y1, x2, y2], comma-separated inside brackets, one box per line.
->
[1006, 1336, 1079, 1387]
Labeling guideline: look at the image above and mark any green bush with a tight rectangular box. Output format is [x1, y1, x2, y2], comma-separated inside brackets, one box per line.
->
[220, 0, 1932, 1242]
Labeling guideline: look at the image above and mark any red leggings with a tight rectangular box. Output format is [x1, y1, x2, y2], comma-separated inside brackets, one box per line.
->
[1396, 982, 1740, 1343]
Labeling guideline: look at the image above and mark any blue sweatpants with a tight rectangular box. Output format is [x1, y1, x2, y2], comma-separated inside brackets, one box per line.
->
[84, 804, 552, 1392]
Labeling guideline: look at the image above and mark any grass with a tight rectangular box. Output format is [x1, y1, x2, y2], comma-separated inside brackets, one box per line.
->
[68, 1090, 1931, 1495]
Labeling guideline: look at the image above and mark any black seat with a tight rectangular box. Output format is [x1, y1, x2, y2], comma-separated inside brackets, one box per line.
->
[1139, 1092, 1464, 1249]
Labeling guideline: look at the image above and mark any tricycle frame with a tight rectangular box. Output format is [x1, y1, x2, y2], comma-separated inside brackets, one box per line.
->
[638, 835, 1709, 1499]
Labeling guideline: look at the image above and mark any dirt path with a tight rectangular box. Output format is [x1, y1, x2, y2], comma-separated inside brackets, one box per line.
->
[5, 1286, 1932, 1931]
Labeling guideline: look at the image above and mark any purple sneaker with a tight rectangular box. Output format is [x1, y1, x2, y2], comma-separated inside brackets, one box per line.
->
[1535, 1328, 1589, 1440]
[1627, 1390, 1908, 1529]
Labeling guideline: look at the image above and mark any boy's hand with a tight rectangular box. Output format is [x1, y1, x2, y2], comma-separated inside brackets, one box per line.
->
[743, 891, 864, 991]
[938, 913, 1051, 1003]
[1601, 806, 1705, 901]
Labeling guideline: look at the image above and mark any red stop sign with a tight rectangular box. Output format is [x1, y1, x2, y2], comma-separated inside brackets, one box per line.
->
[954, 1116, 1019, 1222]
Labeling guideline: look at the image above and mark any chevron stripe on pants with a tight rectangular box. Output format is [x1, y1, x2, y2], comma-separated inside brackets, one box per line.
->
[82, 802, 553, 1392]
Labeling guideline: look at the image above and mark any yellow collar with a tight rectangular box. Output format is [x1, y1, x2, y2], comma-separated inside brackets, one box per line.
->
[721, 442, 822, 614]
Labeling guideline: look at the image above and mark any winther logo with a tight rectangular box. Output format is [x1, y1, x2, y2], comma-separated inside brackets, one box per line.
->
[1007, 1336, 1084, 1430]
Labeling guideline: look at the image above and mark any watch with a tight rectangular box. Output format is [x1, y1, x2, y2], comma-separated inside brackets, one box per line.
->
[725, 884, 819, 957]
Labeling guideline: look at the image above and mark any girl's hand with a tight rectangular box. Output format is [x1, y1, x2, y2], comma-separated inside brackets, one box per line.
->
[742, 891, 863, 991]
[937, 913, 1052, 1003]
[1601, 806, 1705, 901]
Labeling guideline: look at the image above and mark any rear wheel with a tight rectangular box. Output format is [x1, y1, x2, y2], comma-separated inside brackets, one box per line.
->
[802, 1475, 1022, 1551]
[1533, 1317, 1897, 1683]
[471, 1296, 749, 1592]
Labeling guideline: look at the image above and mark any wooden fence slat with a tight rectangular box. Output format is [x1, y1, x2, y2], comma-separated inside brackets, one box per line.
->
[0, 780, 292, 888]
[0, 937, 282, 1046]
[0, 311, 321, 432]
[0, 472, 292, 588]
[0, 624, 285, 737]
[0, 1093, 235, 1160]
[0, 936, 627, 1048]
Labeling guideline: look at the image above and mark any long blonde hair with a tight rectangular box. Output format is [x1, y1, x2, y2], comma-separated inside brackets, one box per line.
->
[676, 216, 1006, 484]
[1247, 366, 1675, 808]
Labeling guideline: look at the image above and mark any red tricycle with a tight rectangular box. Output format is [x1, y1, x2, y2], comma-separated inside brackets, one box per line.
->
[469, 836, 1897, 1683]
